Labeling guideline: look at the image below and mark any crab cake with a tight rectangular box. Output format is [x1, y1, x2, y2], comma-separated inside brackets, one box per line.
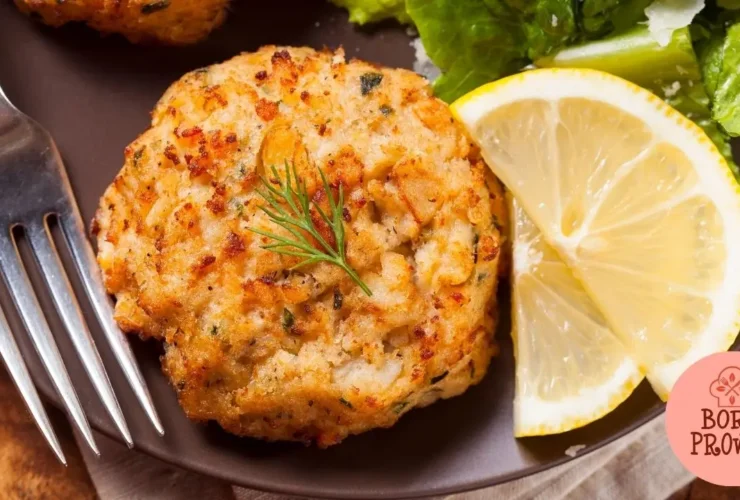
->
[15, 0, 228, 45]
[95, 46, 505, 446]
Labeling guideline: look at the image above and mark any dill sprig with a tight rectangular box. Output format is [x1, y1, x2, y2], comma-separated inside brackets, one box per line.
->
[248, 162, 372, 297]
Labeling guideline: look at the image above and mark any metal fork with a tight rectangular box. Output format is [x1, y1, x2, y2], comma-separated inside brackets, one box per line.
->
[0, 83, 164, 464]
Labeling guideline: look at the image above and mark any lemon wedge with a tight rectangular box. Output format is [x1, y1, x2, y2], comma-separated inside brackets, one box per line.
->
[452, 68, 740, 401]
[509, 195, 643, 436]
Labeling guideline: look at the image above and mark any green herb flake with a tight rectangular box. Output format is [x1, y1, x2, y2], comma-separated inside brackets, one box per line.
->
[132, 146, 145, 167]
[477, 273, 488, 283]
[392, 401, 409, 414]
[379, 104, 394, 116]
[209, 325, 219, 336]
[232, 199, 245, 217]
[360, 72, 384, 96]
[141, 0, 170, 14]
[339, 397, 354, 409]
[430, 371, 449, 384]
[282, 308, 295, 332]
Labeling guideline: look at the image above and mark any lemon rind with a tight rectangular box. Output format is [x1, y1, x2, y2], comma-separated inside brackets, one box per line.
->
[514, 357, 643, 437]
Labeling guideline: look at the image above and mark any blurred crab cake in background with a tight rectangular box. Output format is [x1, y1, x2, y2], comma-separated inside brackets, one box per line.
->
[14, 0, 229, 44]
[94, 46, 505, 446]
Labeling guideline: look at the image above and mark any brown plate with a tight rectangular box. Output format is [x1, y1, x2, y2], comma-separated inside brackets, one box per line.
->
[0, 1, 671, 498]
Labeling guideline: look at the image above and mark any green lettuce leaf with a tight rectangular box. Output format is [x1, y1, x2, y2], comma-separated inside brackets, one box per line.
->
[406, 0, 524, 102]
[665, 83, 738, 180]
[330, 0, 410, 24]
[581, 0, 653, 35]
[536, 26, 701, 85]
[698, 20, 740, 137]
[406, 0, 651, 103]
[698, 24, 724, 96]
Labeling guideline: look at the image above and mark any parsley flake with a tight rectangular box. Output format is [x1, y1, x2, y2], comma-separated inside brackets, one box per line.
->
[360, 72, 384, 96]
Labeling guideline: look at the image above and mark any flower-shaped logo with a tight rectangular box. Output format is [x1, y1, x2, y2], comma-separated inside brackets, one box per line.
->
[709, 366, 740, 407]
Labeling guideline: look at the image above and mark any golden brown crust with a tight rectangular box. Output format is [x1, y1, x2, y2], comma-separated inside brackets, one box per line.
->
[14, 0, 229, 45]
[95, 46, 505, 446]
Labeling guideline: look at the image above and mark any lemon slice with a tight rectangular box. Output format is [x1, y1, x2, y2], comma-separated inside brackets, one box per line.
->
[510, 195, 643, 436]
[452, 69, 740, 400]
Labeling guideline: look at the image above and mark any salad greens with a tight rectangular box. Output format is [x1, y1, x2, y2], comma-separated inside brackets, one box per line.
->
[331, 0, 739, 178]
[404, 0, 526, 103]
[405, 0, 653, 103]
[699, 19, 740, 137]
[536, 26, 701, 87]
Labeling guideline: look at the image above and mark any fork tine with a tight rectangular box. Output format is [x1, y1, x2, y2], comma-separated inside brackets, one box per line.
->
[0, 304, 66, 465]
[27, 220, 134, 448]
[0, 230, 99, 455]
[59, 210, 165, 436]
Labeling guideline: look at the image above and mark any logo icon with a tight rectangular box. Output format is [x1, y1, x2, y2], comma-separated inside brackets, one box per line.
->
[666, 352, 740, 487]
[709, 367, 740, 407]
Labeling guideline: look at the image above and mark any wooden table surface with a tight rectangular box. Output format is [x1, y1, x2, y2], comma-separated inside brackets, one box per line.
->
[0, 370, 95, 499]
[0, 369, 737, 500]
